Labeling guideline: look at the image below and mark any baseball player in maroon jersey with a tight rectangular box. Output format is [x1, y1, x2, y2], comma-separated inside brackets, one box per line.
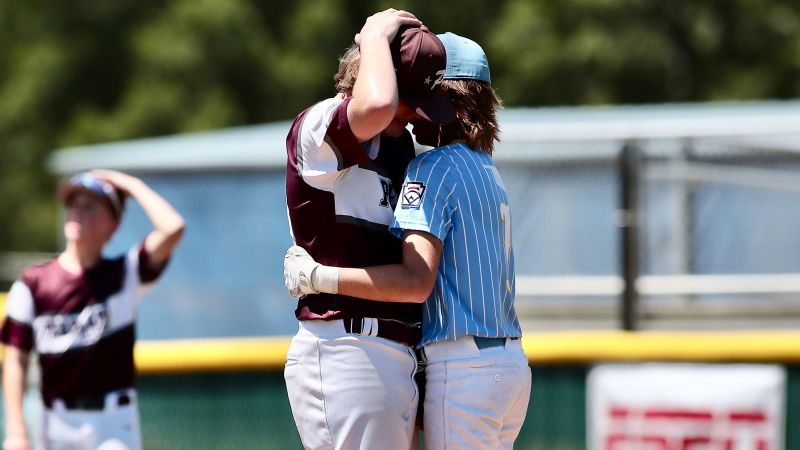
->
[1, 170, 184, 450]
[284, 9, 454, 450]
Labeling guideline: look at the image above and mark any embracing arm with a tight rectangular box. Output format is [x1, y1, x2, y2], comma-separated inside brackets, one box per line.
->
[92, 170, 185, 265]
[3, 346, 31, 450]
[339, 231, 441, 302]
[285, 231, 441, 303]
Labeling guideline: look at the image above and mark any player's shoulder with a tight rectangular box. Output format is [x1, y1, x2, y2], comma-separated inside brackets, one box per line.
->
[313, 96, 346, 112]
[420, 142, 466, 158]
[290, 96, 343, 126]
[22, 257, 58, 273]
[19, 258, 60, 287]
[290, 97, 349, 144]
[407, 144, 460, 174]
[302, 97, 346, 124]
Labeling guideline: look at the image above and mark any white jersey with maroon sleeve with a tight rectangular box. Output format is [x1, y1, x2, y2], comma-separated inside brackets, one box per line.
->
[286, 96, 421, 324]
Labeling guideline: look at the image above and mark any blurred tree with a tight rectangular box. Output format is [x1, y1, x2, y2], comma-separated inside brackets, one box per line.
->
[488, 0, 800, 105]
[0, 0, 799, 257]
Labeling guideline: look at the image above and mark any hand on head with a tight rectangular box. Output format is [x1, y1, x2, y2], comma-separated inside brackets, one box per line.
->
[355, 8, 420, 45]
[88, 169, 137, 195]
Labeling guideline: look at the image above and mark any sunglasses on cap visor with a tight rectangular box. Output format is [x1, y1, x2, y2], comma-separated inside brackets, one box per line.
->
[68, 174, 123, 218]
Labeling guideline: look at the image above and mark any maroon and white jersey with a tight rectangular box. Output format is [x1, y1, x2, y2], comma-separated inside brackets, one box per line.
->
[286, 96, 421, 324]
[0, 244, 166, 405]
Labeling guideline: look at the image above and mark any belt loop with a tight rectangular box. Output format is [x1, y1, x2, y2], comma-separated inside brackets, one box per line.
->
[360, 318, 369, 336]
[366, 318, 378, 337]
[345, 317, 365, 334]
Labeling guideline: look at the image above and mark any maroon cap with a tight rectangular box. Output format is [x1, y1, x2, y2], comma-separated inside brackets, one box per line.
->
[391, 26, 456, 125]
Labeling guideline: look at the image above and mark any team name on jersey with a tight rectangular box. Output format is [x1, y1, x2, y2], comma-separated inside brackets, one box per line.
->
[379, 176, 398, 209]
[32, 304, 109, 354]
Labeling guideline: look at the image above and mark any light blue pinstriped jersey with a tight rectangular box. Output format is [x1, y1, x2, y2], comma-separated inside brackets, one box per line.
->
[390, 143, 522, 347]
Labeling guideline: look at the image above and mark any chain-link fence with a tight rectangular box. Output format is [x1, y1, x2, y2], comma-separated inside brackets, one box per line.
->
[498, 102, 800, 331]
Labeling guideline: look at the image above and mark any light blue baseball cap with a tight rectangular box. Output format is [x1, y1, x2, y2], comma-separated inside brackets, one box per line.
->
[437, 32, 491, 83]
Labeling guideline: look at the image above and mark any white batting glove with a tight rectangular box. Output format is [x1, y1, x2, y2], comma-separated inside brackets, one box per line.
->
[284, 246, 340, 297]
[284, 245, 319, 297]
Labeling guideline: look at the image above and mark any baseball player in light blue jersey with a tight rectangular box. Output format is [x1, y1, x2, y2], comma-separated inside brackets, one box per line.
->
[285, 33, 531, 449]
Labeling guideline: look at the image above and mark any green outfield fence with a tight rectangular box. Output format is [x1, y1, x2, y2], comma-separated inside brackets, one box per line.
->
[131, 367, 593, 450]
[133, 365, 800, 450]
[127, 335, 800, 450]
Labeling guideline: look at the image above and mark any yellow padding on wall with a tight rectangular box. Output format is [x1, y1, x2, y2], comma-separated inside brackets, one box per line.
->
[0, 292, 6, 321]
[521, 330, 800, 364]
[133, 330, 800, 374]
[135, 337, 290, 374]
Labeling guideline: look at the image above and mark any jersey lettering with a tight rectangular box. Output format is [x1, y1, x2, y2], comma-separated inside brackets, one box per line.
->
[33, 304, 109, 354]
[379, 177, 393, 208]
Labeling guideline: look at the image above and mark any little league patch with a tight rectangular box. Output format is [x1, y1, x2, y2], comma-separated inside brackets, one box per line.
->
[401, 182, 426, 208]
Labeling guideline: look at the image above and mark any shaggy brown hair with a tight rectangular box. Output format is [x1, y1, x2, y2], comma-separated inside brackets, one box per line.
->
[333, 44, 360, 95]
[440, 79, 502, 155]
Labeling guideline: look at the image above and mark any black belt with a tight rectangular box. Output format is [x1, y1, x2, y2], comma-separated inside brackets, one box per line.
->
[343, 317, 421, 347]
[44, 390, 132, 410]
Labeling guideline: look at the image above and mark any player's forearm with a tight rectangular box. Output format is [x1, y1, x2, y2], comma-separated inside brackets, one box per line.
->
[125, 178, 185, 238]
[348, 38, 399, 142]
[325, 233, 438, 302]
[90, 170, 186, 251]
[2, 349, 30, 447]
[338, 264, 432, 303]
[122, 178, 186, 263]
[285, 232, 440, 300]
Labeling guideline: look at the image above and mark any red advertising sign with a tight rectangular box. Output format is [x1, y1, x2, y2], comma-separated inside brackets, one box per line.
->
[589, 364, 785, 450]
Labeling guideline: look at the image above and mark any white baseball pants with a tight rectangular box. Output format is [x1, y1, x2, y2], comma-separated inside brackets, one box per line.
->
[39, 389, 141, 450]
[422, 335, 532, 450]
[284, 320, 419, 450]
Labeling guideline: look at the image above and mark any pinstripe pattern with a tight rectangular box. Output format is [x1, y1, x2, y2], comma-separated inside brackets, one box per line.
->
[391, 143, 522, 346]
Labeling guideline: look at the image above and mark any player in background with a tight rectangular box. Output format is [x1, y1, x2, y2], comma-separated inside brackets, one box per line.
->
[1, 170, 185, 450]
[283, 9, 455, 450]
[285, 33, 531, 450]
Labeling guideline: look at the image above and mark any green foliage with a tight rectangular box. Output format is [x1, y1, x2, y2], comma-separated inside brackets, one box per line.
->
[488, 0, 800, 105]
[1, 0, 799, 253]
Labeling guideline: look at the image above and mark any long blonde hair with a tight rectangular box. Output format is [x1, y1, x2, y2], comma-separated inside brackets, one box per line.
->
[441, 79, 502, 155]
[333, 44, 360, 95]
